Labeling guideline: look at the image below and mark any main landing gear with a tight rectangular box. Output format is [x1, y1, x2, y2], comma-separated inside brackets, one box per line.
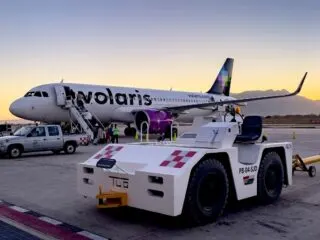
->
[124, 124, 137, 137]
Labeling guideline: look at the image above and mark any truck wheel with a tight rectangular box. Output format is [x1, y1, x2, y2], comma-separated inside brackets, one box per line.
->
[8, 146, 22, 159]
[182, 158, 229, 226]
[64, 143, 76, 154]
[52, 150, 61, 155]
[257, 152, 284, 204]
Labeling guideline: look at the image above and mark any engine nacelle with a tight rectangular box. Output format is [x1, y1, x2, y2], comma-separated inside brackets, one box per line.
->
[134, 110, 173, 134]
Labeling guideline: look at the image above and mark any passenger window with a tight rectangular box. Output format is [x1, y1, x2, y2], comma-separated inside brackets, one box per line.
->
[29, 127, 46, 137]
[48, 126, 59, 136]
[42, 92, 49, 97]
[34, 91, 42, 97]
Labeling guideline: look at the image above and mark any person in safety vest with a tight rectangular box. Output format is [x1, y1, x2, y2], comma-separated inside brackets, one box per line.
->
[113, 124, 120, 143]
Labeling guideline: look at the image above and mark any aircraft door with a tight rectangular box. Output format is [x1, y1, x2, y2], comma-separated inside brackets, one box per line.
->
[54, 85, 67, 106]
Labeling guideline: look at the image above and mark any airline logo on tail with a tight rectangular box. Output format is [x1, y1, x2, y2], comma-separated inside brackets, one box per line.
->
[207, 58, 233, 96]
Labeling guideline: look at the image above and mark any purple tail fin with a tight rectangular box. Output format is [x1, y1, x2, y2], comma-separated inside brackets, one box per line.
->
[207, 58, 234, 96]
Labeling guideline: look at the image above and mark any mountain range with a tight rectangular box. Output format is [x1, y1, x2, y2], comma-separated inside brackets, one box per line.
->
[231, 90, 320, 116]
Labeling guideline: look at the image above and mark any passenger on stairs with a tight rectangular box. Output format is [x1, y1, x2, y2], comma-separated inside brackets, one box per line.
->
[76, 93, 85, 111]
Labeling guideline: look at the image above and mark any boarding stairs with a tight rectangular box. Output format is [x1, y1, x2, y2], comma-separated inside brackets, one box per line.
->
[64, 99, 105, 141]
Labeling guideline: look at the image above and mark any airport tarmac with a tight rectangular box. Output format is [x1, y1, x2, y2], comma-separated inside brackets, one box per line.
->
[0, 128, 320, 240]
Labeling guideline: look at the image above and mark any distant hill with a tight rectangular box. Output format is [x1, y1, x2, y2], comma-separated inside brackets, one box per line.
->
[231, 90, 320, 116]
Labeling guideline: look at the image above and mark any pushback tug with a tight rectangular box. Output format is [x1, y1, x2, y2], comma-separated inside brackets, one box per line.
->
[77, 114, 293, 225]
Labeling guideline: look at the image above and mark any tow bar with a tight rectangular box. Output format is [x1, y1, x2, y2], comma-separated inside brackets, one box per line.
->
[293, 154, 320, 177]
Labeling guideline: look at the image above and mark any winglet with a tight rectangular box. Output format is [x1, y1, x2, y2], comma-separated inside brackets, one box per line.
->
[292, 72, 307, 95]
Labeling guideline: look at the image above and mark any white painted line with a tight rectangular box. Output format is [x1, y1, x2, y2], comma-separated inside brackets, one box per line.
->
[38, 216, 62, 225]
[9, 206, 29, 213]
[78, 230, 109, 240]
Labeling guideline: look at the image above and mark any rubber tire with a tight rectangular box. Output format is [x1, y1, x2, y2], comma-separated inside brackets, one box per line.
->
[182, 158, 229, 226]
[124, 127, 130, 136]
[124, 127, 136, 137]
[8, 146, 22, 159]
[52, 150, 61, 155]
[164, 127, 178, 139]
[308, 166, 316, 177]
[64, 143, 76, 154]
[130, 127, 137, 137]
[257, 152, 284, 204]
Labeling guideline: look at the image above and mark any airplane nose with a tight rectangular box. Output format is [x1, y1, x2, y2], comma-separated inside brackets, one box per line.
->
[9, 99, 26, 118]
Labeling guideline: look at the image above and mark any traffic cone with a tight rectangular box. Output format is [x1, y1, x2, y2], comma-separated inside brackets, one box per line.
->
[134, 132, 138, 140]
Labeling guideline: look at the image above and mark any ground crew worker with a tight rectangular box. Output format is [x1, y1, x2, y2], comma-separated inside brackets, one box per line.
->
[113, 124, 120, 143]
[109, 124, 114, 143]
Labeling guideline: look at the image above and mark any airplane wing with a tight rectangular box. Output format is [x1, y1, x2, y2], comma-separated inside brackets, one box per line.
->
[115, 73, 307, 115]
[164, 72, 307, 112]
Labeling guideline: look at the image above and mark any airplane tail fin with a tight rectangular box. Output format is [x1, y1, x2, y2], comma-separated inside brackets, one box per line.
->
[207, 58, 234, 96]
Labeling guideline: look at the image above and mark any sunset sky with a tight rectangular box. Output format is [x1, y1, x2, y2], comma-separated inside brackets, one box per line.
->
[0, 0, 319, 120]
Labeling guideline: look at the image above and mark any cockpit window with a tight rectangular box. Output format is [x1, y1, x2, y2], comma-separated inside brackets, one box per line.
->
[24, 91, 49, 97]
[34, 91, 41, 97]
[24, 92, 34, 97]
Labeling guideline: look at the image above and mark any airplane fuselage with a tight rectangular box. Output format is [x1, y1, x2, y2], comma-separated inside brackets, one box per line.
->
[10, 83, 235, 125]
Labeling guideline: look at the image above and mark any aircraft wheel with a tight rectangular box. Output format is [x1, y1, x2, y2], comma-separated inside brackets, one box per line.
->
[130, 127, 137, 137]
[257, 152, 284, 204]
[308, 166, 316, 177]
[124, 127, 136, 137]
[124, 127, 130, 136]
[164, 127, 178, 139]
[182, 158, 229, 226]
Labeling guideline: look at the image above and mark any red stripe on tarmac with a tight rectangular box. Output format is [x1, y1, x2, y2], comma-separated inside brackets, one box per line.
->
[0, 205, 90, 240]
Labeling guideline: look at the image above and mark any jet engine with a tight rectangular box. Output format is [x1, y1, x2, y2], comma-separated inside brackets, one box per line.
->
[134, 110, 173, 134]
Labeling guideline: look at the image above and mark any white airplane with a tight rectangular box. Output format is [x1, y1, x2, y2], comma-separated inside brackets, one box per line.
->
[9, 58, 307, 136]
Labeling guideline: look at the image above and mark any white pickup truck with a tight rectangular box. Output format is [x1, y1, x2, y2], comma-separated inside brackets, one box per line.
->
[0, 124, 86, 158]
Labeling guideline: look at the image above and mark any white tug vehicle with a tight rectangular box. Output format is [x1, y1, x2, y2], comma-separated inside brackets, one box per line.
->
[77, 113, 293, 225]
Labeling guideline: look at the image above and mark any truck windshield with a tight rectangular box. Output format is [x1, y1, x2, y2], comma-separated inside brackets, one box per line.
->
[14, 126, 33, 136]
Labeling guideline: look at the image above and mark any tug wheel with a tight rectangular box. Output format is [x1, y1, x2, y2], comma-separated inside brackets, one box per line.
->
[182, 158, 229, 226]
[257, 152, 284, 204]
[308, 166, 316, 177]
